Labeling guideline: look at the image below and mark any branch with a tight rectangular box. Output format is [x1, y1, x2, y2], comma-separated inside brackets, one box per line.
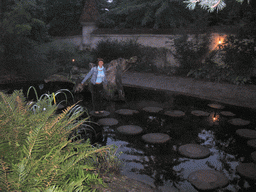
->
[211, 0, 221, 8]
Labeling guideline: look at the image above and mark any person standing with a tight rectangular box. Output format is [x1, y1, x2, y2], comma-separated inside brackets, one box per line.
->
[80, 58, 107, 114]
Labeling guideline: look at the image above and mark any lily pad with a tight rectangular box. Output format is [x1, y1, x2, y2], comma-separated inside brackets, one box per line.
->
[236, 163, 256, 180]
[228, 118, 250, 126]
[164, 110, 185, 117]
[207, 103, 224, 109]
[191, 110, 210, 117]
[251, 151, 256, 163]
[142, 107, 163, 113]
[142, 133, 170, 144]
[178, 144, 211, 159]
[97, 118, 118, 126]
[115, 109, 139, 115]
[220, 111, 235, 117]
[247, 139, 256, 149]
[188, 170, 229, 191]
[90, 111, 110, 117]
[236, 129, 256, 139]
[117, 125, 143, 135]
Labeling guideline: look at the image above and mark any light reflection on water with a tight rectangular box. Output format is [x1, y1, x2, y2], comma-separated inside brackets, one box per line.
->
[80, 87, 256, 191]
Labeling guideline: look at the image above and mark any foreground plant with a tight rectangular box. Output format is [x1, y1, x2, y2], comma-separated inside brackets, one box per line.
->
[0, 90, 120, 191]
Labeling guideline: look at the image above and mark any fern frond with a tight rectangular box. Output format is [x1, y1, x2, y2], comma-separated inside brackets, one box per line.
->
[42, 102, 75, 134]
[17, 158, 30, 185]
[44, 112, 65, 134]
[23, 123, 44, 158]
[15, 95, 27, 114]
[0, 92, 13, 112]
[44, 185, 64, 192]
[0, 159, 11, 191]
[52, 103, 84, 132]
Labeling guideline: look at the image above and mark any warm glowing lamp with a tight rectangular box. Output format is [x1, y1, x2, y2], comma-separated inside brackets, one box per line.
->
[212, 112, 218, 122]
[218, 37, 222, 44]
[72, 59, 75, 62]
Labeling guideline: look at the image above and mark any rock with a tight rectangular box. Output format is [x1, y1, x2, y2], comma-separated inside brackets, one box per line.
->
[247, 139, 256, 149]
[236, 129, 256, 139]
[228, 118, 250, 126]
[115, 109, 139, 115]
[74, 83, 84, 93]
[220, 111, 235, 117]
[236, 163, 256, 180]
[44, 74, 74, 84]
[142, 107, 163, 113]
[188, 170, 229, 191]
[89, 111, 110, 117]
[142, 133, 170, 144]
[97, 118, 118, 126]
[191, 110, 210, 117]
[164, 110, 185, 117]
[178, 144, 211, 159]
[251, 151, 256, 163]
[117, 125, 143, 135]
[207, 103, 224, 109]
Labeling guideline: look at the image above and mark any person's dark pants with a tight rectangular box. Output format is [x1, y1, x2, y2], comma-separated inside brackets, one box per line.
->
[91, 83, 104, 112]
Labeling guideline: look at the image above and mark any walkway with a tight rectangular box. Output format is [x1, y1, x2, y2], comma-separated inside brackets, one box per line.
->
[122, 71, 256, 109]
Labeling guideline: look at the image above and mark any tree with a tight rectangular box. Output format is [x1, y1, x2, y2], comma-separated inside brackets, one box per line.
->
[184, 0, 256, 39]
[43, 0, 86, 36]
[98, 0, 251, 29]
[98, 0, 209, 29]
[184, 0, 250, 12]
[0, 0, 50, 76]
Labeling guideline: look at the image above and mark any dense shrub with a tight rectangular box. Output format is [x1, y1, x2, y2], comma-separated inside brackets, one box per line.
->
[130, 46, 159, 73]
[91, 39, 141, 63]
[187, 56, 251, 85]
[169, 34, 210, 76]
[72, 51, 96, 69]
[188, 35, 255, 85]
[91, 39, 166, 73]
[20, 41, 95, 80]
[220, 35, 255, 77]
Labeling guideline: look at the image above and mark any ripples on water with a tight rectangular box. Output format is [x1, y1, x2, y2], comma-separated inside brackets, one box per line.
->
[78, 87, 256, 192]
[5, 83, 255, 191]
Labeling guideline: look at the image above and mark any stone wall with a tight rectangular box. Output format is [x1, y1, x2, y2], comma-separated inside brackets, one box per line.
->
[53, 35, 83, 50]
[53, 24, 230, 69]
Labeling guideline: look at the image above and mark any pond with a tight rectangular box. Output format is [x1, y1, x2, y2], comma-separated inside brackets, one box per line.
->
[79, 86, 256, 192]
[2, 83, 256, 191]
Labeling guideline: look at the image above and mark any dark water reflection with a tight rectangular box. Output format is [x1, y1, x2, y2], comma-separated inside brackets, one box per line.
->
[3, 83, 256, 191]
[76, 87, 256, 191]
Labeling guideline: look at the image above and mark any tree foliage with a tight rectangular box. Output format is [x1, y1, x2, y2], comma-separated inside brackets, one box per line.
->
[184, 0, 250, 12]
[98, 0, 208, 29]
[98, 0, 253, 29]
[0, 0, 50, 71]
[42, 0, 86, 36]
